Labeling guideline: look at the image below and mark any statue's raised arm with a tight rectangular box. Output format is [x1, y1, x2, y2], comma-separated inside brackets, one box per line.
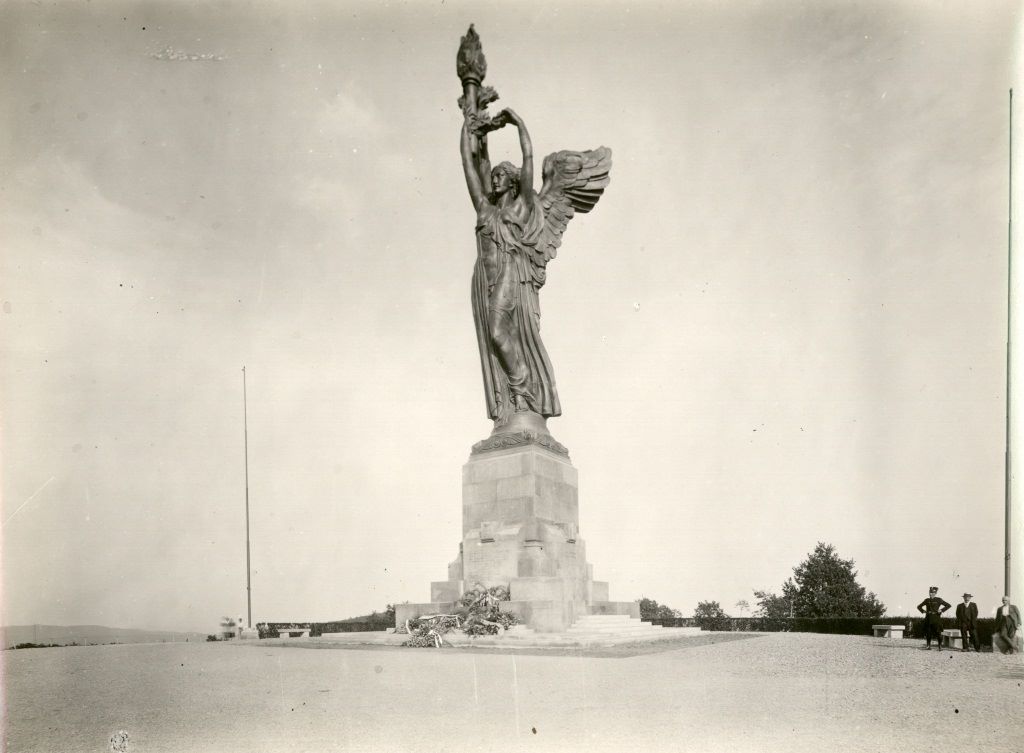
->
[456, 25, 612, 428]
[498, 108, 533, 197]
[460, 119, 487, 209]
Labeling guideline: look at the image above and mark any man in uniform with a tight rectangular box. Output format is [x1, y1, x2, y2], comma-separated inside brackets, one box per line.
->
[916, 586, 951, 650]
[955, 593, 979, 652]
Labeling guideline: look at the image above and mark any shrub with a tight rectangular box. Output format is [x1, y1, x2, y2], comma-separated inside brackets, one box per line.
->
[12, 642, 61, 649]
[637, 597, 681, 620]
[693, 601, 730, 631]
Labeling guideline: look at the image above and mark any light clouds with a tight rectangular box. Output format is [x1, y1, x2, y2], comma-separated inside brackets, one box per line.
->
[1, 1, 1018, 632]
[150, 45, 225, 62]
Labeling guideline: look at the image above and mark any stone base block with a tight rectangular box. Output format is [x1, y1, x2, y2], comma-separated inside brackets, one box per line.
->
[431, 580, 463, 603]
[587, 601, 641, 618]
[406, 437, 637, 636]
[499, 600, 567, 633]
[510, 576, 567, 602]
[462, 445, 579, 537]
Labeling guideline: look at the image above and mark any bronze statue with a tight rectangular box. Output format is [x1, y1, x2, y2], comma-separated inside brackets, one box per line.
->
[457, 25, 612, 426]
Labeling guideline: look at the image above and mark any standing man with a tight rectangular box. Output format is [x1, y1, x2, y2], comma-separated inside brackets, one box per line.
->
[992, 596, 1021, 654]
[917, 586, 951, 650]
[955, 593, 979, 652]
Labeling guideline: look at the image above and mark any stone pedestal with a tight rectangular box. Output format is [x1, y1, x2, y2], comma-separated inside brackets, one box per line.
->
[397, 415, 637, 633]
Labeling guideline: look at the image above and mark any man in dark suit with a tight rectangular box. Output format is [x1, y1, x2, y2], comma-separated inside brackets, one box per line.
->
[916, 586, 951, 650]
[955, 593, 979, 652]
[993, 596, 1021, 654]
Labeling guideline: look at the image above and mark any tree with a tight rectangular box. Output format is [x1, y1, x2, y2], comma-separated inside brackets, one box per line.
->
[339, 605, 398, 628]
[366, 605, 396, 629]
[757, 542, 885, 619]
[735, 599, 750, 616]
[753, 586, 795, 619]
[693, 600, 730, 631]
[790, 543, 885, 617]
[637, 597, 681, 620]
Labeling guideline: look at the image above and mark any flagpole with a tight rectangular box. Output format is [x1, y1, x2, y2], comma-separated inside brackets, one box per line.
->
[1006, 89, 1013, 597]
[243, 366, 252, 628]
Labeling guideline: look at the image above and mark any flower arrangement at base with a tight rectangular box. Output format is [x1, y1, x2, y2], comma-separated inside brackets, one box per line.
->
[399, 583, 520, 647]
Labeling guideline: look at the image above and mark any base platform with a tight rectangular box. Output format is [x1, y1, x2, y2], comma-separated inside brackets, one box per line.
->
[259, 617, 704, 650]
[398, 430, 640, 633]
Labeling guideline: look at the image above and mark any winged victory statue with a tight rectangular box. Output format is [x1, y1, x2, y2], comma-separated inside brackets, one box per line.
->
[457, 25, 612, 430]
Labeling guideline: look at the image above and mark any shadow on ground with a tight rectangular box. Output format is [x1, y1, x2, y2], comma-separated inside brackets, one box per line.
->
[275, 632, 763, 658]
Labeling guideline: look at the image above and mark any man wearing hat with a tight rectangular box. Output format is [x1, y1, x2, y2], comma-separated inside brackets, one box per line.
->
[916, 586, 951, 650]
[955, 592, 979, 652]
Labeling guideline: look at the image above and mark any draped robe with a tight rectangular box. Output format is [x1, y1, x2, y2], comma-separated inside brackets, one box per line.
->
[471, 192, 561, 422]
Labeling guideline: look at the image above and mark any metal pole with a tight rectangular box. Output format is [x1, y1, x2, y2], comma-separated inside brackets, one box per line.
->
[243, 366, 252, 628]
[1007, 89, 1013, 597]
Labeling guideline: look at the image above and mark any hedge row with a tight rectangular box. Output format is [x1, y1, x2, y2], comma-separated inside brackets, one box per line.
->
[645, 616, 1003, 644]
[255, 621, 390, 638]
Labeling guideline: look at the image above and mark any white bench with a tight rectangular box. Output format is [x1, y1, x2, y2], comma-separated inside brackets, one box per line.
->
[941, 629, 962, 649]
[871, 624, 905, 639]
[276, 629, 310, 638]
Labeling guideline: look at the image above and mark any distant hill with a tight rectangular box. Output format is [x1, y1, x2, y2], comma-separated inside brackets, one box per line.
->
[3, 625, 209, 649]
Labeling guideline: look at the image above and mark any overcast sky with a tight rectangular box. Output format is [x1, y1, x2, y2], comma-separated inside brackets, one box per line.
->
[2, 0, 1020, 634]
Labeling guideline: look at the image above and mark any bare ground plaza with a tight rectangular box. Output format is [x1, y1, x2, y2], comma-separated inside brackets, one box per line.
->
[5, 632, 1024, 753]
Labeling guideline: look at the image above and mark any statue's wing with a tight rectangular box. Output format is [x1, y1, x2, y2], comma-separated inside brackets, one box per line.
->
[535, 146, 612, 264]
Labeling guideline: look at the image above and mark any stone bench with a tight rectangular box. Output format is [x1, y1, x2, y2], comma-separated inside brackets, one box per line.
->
[276, 629, 310, 638]
[871, 625, 905, 639]
[941, 629, 962, 649]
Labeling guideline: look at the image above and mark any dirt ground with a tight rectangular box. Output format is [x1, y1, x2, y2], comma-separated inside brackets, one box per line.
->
[5, 632, 1023, 753]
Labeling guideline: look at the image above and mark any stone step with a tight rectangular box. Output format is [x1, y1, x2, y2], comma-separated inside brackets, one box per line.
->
[503, 625, 537, 636]
[567, 627, 662, 636]
[446, 630, 687, 647]
[579, 614, 642, 621]
[571, 616, 657, 627]
[567, 617, 669, 638]
[568, 621, 661, 630]
[569, 631, 663, 635]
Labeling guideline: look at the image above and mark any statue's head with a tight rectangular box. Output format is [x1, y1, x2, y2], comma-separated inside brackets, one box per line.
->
[491, 162, 520, 197]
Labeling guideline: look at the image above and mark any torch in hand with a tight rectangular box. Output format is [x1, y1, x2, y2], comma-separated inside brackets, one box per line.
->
[457, 25, 501, 139]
